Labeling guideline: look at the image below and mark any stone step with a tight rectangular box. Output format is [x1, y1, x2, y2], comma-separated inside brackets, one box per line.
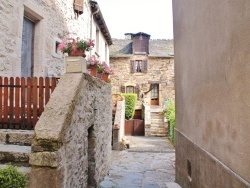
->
[150, 108, 163, 113]
[150, 133, 167, 137]
[165, 182, 182, 188]
[0, 164, 31, 175]
[0, 129, 34, 145]
[151, 114, 164, 119]
[150, 129, 167, 135]
[151, 118, 164, 124]
[150, 123, 167, 129]
[150, 126, 167, 130]
[150, 112, 163, 116]
[0, 142, 31, 163]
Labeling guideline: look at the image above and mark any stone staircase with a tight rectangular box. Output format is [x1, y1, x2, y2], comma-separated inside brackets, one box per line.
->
[150, 106, 167, 137]
[0, 129, 33, 176]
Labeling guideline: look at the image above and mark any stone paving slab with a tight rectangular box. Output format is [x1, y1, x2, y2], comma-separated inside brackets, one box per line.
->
[99, 136, 177, 188]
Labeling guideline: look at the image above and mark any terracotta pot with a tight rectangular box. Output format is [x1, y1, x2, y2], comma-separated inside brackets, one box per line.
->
[101, 73, 109, 82]
[68, 49, 86, 57]
[97, 72, 109, 82]
[88, 64, 97, 76]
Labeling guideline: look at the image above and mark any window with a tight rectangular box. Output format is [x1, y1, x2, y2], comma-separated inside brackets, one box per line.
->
[121, 85, 140, 98]
[126, 86, 135, 93]
[151, 84, 158, 99]
[52, 37, 63, 58]
[130, 60, 147, 73]
[135, 60, 142, 72]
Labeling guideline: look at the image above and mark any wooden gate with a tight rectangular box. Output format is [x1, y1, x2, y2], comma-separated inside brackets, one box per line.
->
[125, 119, 144, 136]
[0, 77, 57, 130]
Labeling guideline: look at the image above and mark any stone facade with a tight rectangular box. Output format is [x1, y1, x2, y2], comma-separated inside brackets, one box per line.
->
[109, 34, 174, 137]
[110, 56, 174, 106]
[0, 0, 111, 77]
[173, 0, 250, 187]
[29, 73, 112, 188]
[109, 36, 174, 107]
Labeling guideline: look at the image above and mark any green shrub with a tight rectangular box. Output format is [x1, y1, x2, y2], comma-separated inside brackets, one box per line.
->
[0, 165, 27, 188]
[163, 100, 176, 143]
[121, 93, 137, 120]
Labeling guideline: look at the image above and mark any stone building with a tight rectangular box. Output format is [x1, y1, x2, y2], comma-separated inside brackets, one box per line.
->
[0, 0, 112, 77]
[173, 1, 250, 187]
[109, 32, 174, 136]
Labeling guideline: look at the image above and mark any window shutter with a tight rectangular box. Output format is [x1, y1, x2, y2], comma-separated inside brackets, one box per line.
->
[130, 60, 135, 73]
[74, 0, 84, 15]
[121, 85, 125, 93]
[142, 60, 147, 73]
[135, 84, 140, 98]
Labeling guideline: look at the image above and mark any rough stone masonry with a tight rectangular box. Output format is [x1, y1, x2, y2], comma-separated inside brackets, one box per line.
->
[28, 73, 112, 188]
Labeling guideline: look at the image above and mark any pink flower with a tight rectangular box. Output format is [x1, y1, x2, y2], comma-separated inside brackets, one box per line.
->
[72, 44, 77, 51]
[87, 55, 99, 65]
[58, 43, 66, 50]
[87, 40, 95, 47]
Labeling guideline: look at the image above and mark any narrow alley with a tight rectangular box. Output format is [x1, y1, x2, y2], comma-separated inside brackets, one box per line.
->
[99, 136, 176, 188]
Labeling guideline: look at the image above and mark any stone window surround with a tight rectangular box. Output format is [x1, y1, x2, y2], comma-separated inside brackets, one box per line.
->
[52, 37, 63, 59]
[124, 83, 136, 93]
[20, 1, 46, 77]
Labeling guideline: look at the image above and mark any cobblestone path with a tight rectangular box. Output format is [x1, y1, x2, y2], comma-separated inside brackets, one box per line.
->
[99, 136, 176, 188]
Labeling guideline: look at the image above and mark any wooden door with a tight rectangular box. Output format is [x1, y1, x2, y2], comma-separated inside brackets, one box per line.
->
[125, 119, 144, 136]
[21, 17, 34, 77]
[151, 84, 159, 105]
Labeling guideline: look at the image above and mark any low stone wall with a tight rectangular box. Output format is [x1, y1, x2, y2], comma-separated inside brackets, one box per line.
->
[143, 104, 151, 136]
[112, 100, 126, 150]
[28, 73, 112, 188]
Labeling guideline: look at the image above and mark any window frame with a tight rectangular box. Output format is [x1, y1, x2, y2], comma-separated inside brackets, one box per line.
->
[130, 60, 147, 73]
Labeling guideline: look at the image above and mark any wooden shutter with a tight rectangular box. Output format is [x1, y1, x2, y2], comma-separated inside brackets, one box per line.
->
[142, 60, 148, 73]
[121, 85, 125, 93]
[74, 0, 84, 14]
[130, 60, 135, 73]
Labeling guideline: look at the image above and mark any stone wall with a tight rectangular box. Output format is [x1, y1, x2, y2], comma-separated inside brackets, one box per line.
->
[173, 0, 250, 187]
[29, 73, 112, 188]
[110, 56, 175, 107]
[0, 0, 108, 77]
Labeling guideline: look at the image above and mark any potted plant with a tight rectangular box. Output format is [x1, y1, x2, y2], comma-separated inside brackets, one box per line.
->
[87, 54, 100, 76]
[97, 62, 114, 82]
[58, 37, 95, 57]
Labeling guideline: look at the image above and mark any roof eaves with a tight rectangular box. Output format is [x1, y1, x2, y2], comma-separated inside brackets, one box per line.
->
[90, 1, 113, 45]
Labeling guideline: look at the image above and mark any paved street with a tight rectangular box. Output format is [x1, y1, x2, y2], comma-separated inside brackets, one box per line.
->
[99, 136, 176, 188]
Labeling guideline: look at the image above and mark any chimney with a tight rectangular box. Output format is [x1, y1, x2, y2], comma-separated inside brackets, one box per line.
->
[124, 33, 133, 40]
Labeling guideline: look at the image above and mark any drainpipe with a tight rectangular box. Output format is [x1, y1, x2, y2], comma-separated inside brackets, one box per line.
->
[90, 1, 100, 56]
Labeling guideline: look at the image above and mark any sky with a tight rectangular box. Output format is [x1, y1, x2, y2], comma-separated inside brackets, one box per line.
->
[94, 0, 173, 40]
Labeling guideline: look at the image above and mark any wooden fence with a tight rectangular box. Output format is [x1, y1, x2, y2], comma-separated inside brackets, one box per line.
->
[0, 77, 57, 130]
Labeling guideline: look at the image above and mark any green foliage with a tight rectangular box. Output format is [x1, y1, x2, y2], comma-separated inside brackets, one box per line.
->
[121, 93, 137, 120]
[0, 165, 27, 188]
[163, 100, 176, 143]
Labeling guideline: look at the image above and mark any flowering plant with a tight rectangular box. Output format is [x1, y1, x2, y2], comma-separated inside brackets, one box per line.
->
[58, 37, 95, 54]
[87, 54, 99, 66]
[97, 62, 114, 74]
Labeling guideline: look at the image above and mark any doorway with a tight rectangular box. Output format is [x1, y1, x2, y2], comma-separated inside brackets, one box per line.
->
[151, 84, 159, 105]
[21, 17, 34, 77]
